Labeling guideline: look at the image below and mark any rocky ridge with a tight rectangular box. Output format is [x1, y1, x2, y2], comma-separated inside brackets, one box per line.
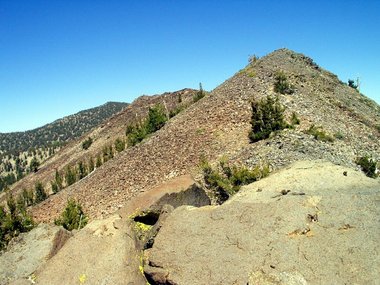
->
[28, 48, 380, 223]
[144, 160, 380, 285]
[2, 88, 197, 204]
[1, 48, 380, 285]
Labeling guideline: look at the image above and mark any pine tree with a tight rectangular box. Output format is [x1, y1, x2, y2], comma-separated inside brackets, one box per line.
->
[65, 166, 77, 186]
[77, 161, 87, 179]
[55, 169, 63, 191]
[34, 182, 47, 203]
[29, 157, 40, 173]
[146, 104, 168, 133]
[88, 157, 95, 173]
[249, 95, 287, 142]
[95, 154, 102, 168]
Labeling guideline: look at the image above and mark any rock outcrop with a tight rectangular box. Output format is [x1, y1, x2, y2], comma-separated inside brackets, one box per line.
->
[1, 175, 211, 285]
[0, 224, 71, 285]
[144, 160, 380, 284]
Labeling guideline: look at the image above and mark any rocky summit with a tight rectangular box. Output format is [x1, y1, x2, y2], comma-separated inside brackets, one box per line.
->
[1, 49, 379, 285]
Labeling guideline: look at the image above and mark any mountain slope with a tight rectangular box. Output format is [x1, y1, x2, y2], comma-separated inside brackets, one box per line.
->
[26, 48, 379, 222]
[0, 101, 129, 154]
[3, 89, 197, 206]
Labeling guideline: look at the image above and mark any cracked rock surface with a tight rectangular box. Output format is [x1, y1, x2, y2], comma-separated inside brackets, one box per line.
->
[145, 160, 380, 285]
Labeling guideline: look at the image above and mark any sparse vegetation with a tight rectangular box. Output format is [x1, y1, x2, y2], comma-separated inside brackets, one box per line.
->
[95, 154, 102, 168]
[248, 54, 259, 65]
[249, 95, 288, 142]
[0, 103, 128, 192]
[114, 138, 125, 152]
[0, 194, 34, 250]
[126, 103, 168, 147]
[193, 83, 205, 102]
[146, 104, 168, 134]
[274, 71, 294, 94]
[55, 169, 63, 191]
[77, 161, 88, 180]
[201, 157, 269, 204]
[348, 79, 358, 89]
[82, 137, 93, 150]
[126, 123, 148, 147]
[102, 145, 114, 162]
[34, 181, 47, 203]
[334, 132, 344, 140]
[169, 105, 186, 118]
[55, 199, 88, 231]
[87, 157, 95, 173]
[306, 125, 334, 142]
[291, 112, 300, 126]
[65, 165, 77, 186]
[356, 156, 378, 178]
[29, 157, 40, 173]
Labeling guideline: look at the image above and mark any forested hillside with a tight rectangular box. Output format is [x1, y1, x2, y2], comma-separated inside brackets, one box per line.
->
[0, 101, 128, 192]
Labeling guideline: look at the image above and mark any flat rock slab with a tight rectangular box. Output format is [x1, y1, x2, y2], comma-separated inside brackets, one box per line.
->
[145, 160, 380, 285]
[0, 224, 71, 285]
[32, 214, 145, 285]
[119, 174, 210, 218]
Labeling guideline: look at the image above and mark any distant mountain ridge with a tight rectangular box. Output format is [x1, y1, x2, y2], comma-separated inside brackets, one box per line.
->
[0, 101, 128, 154]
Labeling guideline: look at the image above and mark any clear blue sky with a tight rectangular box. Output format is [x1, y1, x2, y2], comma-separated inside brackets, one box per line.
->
[1, 0, 379, 132]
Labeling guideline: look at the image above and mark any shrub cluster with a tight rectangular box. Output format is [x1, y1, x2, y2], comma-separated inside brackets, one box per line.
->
[306, 125, 334, 142]
[356, 156, 378, 178]
[0, 194, 34, 249]
[348, 79, 358, 89]
[82, 137, 93, 150]
[249, 95, 288, 142]
[201, 158, 269, 204]
[274, 71, 294, 95]
[126, 104, 168, 147]
[193, 83, 205, 103]
[54, 199, 88, 231]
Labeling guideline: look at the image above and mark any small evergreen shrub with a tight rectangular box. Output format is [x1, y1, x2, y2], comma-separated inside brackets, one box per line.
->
[95, 154, 103, 168]
[77, 161, 87, 179]
[274, 71, 294, 94]
[356, 156, 378, 178]
[34, 182, 47, 203]
[114, 138, 126, 152]
[51, 181, 59, 194]
[55, 199, 88, 231]
[348, 79, 358, 89]
[54, 169, 63, 192]
[0, 195, 34, 249]
[334, 132, 344, 140]
[126, 123, 148, 147]
[201, 158, 269, 204]
[82, 137, 93, 150]
[102, 145, 114, 162]
[87, 157, 95, 173]
[29, 157, 40, 173]
[249, 95, 287, 142]
[291, 112, 300, 126]
[193, 83, 205, 102]
[65, 165, 77, 186]
[125, 103, 168, 147]
[146, 104, 168, 133]
[22, 188, 34, 206]
[306, 125, 334, 142]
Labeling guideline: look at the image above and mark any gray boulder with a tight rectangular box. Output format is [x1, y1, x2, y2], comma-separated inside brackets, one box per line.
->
[0, 224, 71, 285]
[145, 160, 380, 285]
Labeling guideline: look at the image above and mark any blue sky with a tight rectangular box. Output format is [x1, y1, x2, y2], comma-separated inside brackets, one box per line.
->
[1, 0, 379, 132]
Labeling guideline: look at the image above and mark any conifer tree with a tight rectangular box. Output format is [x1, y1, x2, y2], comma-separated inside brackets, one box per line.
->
[35, 182, 47, 203]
